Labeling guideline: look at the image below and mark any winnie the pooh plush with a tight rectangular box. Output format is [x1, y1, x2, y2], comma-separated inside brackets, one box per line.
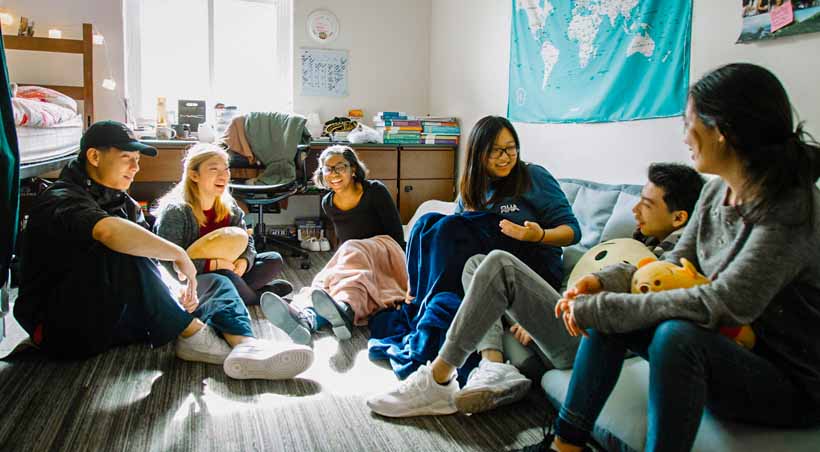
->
[631, 257, 756, 349]
[186, 226, 249, 262]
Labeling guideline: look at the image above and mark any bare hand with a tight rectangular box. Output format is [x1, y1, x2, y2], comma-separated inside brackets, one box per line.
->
[499, 219, 543, 242]
[212, 259, 236, 272]
[510, 323, 533, 346]
[555, 299, 587, 337]
[232, 258, 249, 277]
[404, 287, 415, 305]
[563, 274, 603, 301]
[174, 251, 199, 312]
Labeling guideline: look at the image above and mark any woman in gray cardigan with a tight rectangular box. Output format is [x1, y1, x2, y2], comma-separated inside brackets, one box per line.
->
[528, 64, 820, 452]
[154, 143, 292, 305]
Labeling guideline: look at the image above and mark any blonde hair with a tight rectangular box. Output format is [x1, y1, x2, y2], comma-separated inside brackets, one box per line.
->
[155, 143, 234, 226]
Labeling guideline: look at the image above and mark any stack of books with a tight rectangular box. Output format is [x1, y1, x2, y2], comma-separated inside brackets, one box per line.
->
[374, 112, 422, 144]
[421, 117, 460, 145]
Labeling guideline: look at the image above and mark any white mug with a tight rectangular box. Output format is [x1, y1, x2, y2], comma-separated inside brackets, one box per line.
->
[156, 126, 177, 140]
[197, 123, 215, 143]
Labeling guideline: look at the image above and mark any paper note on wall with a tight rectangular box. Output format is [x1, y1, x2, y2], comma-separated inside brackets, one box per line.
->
[770, 1, 795, 33]
[300, 48, 349, 97]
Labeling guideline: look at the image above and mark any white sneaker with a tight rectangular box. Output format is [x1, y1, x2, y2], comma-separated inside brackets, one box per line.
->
[453, 360, 531, 414]
[223, 339, 314, 380]
[319, 238, 331, 251]
[175, 324, 232, 365]
[366, 364, 458, 417]
[307, 238, 321, 252]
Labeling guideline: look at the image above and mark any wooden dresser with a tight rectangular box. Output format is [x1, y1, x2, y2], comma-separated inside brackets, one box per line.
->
[309, 143, 457, 223]
[132, 140, 457, 223]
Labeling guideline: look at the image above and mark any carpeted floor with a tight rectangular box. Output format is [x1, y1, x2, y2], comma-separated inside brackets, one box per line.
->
[0, 252, 552, 452]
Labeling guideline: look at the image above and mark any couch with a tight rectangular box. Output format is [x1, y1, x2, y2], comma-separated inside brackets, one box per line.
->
[404, 179, 820, 452]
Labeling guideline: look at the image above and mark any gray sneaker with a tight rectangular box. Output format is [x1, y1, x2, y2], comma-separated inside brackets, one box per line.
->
[260, 292, 314, 346]
[175, 324, 232, 365]
[223, 339, 314, 380]
[453, 360, 531, 414]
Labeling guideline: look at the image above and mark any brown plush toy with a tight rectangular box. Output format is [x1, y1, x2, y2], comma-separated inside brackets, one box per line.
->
[186, 226, 249, 262]
[631, 257, 756, 350]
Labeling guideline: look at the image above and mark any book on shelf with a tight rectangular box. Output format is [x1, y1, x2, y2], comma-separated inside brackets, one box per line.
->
[423, 126, 461, 134]
[376, 111, 408, 118]
[373, 119, 422, 127]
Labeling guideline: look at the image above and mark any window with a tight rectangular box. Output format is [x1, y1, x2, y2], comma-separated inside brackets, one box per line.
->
[124, 0, 291, 125]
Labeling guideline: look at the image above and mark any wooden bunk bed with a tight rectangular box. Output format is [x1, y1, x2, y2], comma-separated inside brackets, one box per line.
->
[4, 23, 94, 178]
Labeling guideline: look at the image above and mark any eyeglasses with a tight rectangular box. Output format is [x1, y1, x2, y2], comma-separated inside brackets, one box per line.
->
[321, 162, 351, 175]
[489, 146, 518, 160]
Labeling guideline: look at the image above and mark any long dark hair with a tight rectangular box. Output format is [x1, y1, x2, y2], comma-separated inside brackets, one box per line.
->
[459, 116, 530, 211]
[312, 145, 368, 189]
[689, 63, 820, 223]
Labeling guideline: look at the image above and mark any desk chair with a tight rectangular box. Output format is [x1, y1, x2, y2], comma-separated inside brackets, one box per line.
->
[229, 145, 312, 270]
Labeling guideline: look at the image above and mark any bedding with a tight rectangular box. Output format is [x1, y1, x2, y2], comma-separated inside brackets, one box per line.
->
[12, 85, 79, 128]
[17, 116, 83, 164]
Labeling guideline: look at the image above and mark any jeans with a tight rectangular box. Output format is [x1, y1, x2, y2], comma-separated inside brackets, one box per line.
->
[214, 251, 284, 305]
[555, 320, 820, 451]
[438, 250, 580, 370]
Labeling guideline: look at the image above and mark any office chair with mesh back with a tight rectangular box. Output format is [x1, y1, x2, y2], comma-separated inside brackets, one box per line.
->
[229, 144, 312, 270]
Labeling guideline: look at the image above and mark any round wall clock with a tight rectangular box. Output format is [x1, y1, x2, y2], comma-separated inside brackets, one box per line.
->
[307, 9, 339, 43]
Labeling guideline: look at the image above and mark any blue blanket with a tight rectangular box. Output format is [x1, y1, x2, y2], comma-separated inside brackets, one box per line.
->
[368, 211, 562, 381]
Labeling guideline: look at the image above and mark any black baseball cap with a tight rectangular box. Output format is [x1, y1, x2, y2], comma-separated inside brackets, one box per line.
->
[79, 120, 157, 159]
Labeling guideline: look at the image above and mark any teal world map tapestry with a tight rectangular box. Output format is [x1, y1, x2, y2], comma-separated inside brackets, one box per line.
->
[508, 0, 692, 124]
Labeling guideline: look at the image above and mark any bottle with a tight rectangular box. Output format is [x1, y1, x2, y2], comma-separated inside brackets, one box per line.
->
[156, 97, 169, 128]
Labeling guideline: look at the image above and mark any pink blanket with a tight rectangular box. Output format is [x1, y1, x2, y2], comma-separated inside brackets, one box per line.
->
[313, 235, 408, 325]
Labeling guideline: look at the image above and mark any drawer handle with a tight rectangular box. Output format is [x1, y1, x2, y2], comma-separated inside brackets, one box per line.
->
[404, 185, 413, 193]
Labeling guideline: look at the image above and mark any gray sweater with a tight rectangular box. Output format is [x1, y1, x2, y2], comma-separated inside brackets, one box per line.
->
[575, 178, 820, 402]
[154, 201, 256, 278]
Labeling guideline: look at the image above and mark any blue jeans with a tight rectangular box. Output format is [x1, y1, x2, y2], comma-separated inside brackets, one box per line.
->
[114, 260, 254, 346]
[555, 320, 819, 452]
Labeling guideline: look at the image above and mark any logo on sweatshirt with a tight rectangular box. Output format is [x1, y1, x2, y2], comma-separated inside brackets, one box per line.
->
[499, 204, 520, 214]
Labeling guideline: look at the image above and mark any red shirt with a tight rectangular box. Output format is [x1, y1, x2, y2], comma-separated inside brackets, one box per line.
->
[200, 208, 231, 271]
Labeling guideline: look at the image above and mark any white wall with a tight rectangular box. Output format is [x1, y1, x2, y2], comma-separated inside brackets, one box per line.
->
[291, 0, 432, 123]
[3, 0, 125, 122]
[430, 0, 820, 184]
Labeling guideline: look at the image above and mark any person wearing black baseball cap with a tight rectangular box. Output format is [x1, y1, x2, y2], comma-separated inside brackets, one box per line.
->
[14, 120, 313, 380]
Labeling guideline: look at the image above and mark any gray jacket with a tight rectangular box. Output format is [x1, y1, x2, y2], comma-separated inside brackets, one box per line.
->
[154, 201, 256, 278]
[575, 178, 820, 402]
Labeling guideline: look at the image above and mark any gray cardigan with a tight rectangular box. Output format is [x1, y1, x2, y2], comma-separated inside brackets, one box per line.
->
[574, 178, 820, 403]
[154, 201, 256, 277]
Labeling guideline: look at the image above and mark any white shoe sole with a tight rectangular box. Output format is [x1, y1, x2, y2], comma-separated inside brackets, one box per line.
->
[453, 378, 531, 414]
[366, 398, 457, 418]
[224, 345, 314, 380]
[176, 346, 229, 365]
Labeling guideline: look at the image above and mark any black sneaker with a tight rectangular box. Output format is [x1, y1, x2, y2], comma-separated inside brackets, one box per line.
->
[311, 288, 354, 340]
[259, 279, 294, 298]
[511, 433, 555, 452]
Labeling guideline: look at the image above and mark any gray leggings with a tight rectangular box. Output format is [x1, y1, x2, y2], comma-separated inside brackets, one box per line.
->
[440, 250, 581, 370]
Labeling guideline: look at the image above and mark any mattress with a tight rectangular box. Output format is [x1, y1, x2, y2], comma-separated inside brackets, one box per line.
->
[17, 116, 83, 165]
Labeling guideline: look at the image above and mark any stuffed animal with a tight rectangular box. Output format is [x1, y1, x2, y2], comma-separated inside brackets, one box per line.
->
[631, 257, 756, 350]
[186, 226, 249, 262]
[567, 238, 657, 288]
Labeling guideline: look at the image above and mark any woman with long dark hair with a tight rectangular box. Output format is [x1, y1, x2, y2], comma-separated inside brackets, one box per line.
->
[367, 115, 581, 414]
[262, 145, 407, 345]
[532, 64, 820, 451]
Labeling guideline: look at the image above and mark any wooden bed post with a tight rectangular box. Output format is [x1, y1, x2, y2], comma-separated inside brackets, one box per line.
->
[82, 23, 94, 129]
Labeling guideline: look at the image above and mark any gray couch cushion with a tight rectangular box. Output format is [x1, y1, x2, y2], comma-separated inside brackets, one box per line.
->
[558, 179, 641, 288]
[542, 358, 820, 452]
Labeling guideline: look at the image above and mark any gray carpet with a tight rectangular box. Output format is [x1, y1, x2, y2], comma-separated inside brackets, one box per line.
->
[0, 252, 551, 452]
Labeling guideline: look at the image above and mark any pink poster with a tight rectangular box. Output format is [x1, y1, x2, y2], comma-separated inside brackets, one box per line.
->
[771, 0, 796, 32]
